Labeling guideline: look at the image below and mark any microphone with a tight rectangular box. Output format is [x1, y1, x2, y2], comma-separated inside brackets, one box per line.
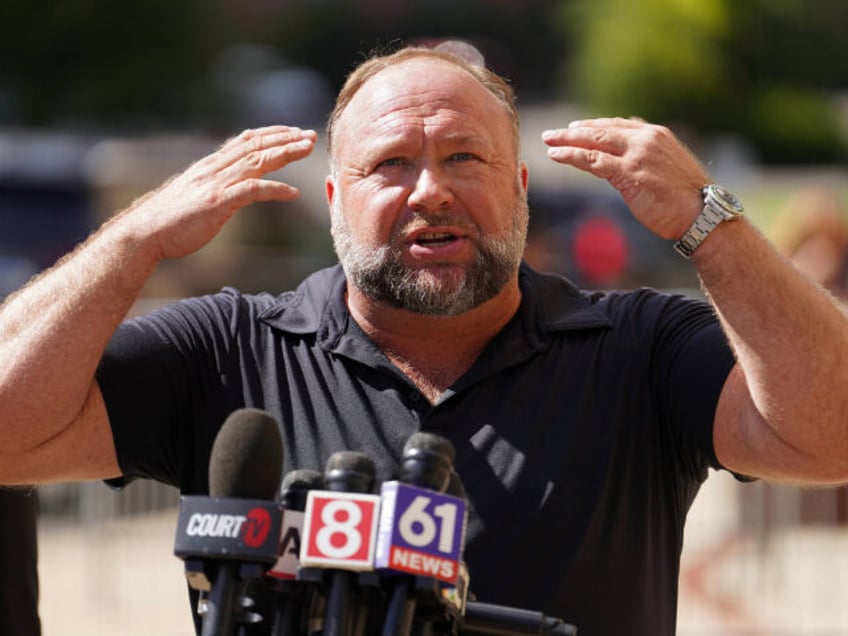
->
[461, 602, 578, 635]
[300, 451, 381, 636]
[445, 472, 577, 635]
[439, 470, 470, 617]
[376, 433, 466, 636]
[270, 469, 325, 580]
[268, 469, 325, 636]
[174, 408, 284, 636]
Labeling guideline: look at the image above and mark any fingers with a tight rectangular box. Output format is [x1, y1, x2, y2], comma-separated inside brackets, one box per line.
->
[542, 130, 619, 181]
[225, 178, 303, 211]
[175, 126, 318, 213]
[540, 118, 693, 182]
[541, 119, 642, 180]
[218, 126, 317, 157]
[542, 118, 646, 155]
[212, 126, 318, 183]
[538, 117, 709, 239]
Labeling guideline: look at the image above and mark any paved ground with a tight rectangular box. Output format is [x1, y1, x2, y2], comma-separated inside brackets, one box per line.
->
[36, 471, 848, 635]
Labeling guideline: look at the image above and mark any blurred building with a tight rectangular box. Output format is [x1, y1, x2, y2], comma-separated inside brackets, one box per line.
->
[0, 132, 94, 296]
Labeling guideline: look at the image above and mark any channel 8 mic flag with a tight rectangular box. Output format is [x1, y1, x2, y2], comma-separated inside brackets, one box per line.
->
[374, 481, 467, 584]
[299, 490, 382, 570]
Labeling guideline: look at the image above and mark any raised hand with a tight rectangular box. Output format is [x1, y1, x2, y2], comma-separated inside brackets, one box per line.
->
[542, 118, 707, 240]
[122, 126, 318, 261]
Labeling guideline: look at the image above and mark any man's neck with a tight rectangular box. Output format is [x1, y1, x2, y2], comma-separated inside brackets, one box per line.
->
[346, 278, 522, 403]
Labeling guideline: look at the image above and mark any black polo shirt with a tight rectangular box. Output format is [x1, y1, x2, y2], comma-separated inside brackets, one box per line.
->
[98, 262, 735, 635]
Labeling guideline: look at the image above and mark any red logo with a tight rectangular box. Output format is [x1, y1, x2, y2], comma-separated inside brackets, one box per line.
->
[300, 492, 381, 570]
[242, 507, 272, 548]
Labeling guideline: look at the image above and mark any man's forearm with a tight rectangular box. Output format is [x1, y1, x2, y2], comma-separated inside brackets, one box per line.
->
[0, 125, 317, 482]
[0, 210, 160, 451]
[696, 217, 848, 480]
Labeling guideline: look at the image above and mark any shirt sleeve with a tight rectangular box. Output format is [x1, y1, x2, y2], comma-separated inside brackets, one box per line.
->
[647, 292, 737, 477]
[96, 290, 245, 492]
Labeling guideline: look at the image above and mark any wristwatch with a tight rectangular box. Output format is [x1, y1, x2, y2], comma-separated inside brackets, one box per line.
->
[673, 184, 744, 259]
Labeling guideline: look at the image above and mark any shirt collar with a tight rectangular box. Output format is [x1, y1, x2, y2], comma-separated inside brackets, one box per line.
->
[258, 263, 612, 341]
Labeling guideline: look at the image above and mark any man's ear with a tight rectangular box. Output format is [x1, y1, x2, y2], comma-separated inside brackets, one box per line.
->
[519, 161, 529, 193]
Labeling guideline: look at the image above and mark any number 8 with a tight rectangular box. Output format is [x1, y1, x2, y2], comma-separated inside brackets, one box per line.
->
[315, 500, 362, 558]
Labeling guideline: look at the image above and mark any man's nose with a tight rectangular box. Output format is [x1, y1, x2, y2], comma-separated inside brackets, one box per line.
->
[407, 166, 454, 212]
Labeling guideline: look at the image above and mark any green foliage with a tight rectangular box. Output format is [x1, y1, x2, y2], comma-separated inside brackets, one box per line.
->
[0, 0, 224, 127]
[556, 0, 848, 163]
[2, 0, 847, 164]
[746, 86, 846, 164]
[0, 0, 564, 129]
[559, 0, 736, 124]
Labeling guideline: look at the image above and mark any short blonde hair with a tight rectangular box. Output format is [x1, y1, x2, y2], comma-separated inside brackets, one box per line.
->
[327, 44, 520, 160]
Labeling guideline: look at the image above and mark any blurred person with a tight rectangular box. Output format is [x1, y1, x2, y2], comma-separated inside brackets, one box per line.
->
[0, 489, 41, 636]
[771, 185, 848, 525]
[1, 42, 848, 635]
[772, 184, 848, 299]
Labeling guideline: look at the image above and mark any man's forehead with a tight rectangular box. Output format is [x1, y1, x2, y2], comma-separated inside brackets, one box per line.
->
[338, 58, 510, 137]
[364, 56, 470, 89]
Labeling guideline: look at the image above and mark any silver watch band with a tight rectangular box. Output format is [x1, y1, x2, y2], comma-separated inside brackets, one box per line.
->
[674, 185, 743, 259]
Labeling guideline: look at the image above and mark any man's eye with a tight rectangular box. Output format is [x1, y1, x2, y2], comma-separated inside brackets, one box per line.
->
[450, 152, 477, 162]
[378, 157, 406, 168]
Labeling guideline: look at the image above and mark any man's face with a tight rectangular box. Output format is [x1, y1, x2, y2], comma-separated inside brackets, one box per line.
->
[326, 57, 529, 316]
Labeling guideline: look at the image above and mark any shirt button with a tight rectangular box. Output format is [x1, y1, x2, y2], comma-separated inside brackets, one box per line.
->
[409, 391, 421, 401]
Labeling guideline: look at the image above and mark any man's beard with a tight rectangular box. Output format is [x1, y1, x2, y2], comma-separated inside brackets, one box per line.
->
[331, 195, 528, 317]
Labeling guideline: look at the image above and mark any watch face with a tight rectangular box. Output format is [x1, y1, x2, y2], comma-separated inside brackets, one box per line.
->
[706, 184, 744, 214]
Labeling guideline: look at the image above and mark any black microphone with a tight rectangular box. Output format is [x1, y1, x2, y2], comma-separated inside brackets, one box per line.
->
[440, 470, 470, 618]
[381, 433, 457, 636]
[398, 432, 455, 492]
[269, 469, 325, 636]
[460, 602, 578, 635]
[320, 451, 378, 636]
[298, 451, 381, 635]
[444, 472, 577, 634]
[174, 408, 284, 636]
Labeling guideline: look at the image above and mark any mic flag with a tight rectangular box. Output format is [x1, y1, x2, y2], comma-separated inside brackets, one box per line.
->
[374, 481, 466, 584]
[174, 408, 284, 582]
[268, 469, 324, 580]
[172, 408, 284, 636]
[174, 497, 282, 573]
[268, 469, 325, 636]
[299, 491, 381, 570]
[299, 451, 380, 636]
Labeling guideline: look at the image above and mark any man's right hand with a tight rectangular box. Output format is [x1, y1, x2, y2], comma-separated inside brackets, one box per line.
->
[0, 125, 317, 485]
[123, 126, 318, 262]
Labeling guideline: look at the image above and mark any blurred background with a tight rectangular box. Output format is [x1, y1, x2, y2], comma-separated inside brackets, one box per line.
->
[1, 0, 847, 633]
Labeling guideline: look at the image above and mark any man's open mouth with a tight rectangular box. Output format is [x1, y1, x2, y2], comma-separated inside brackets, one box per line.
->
[415, 232, 457, 246]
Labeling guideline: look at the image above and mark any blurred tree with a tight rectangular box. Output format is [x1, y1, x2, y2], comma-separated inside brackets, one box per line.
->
[557, 0, 848, 163]
[730, 0, 848, 163]
[0, 0, 226, 128]
[558, 0, 738, 128]
[252, 0, 563, 100]
[0, 0, 564, 129]
[3, 0, 846, 164]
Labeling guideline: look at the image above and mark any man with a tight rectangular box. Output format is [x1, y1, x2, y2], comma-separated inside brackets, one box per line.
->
[2, 44, 847, 634]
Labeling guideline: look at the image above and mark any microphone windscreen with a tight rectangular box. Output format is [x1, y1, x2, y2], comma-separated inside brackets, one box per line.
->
[208, 408, 283, 499]
[324, 450, 376, 493]
[279, 469, 324, 510]
[400, 432, 455, 491]
[402, 432, 456, 463]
